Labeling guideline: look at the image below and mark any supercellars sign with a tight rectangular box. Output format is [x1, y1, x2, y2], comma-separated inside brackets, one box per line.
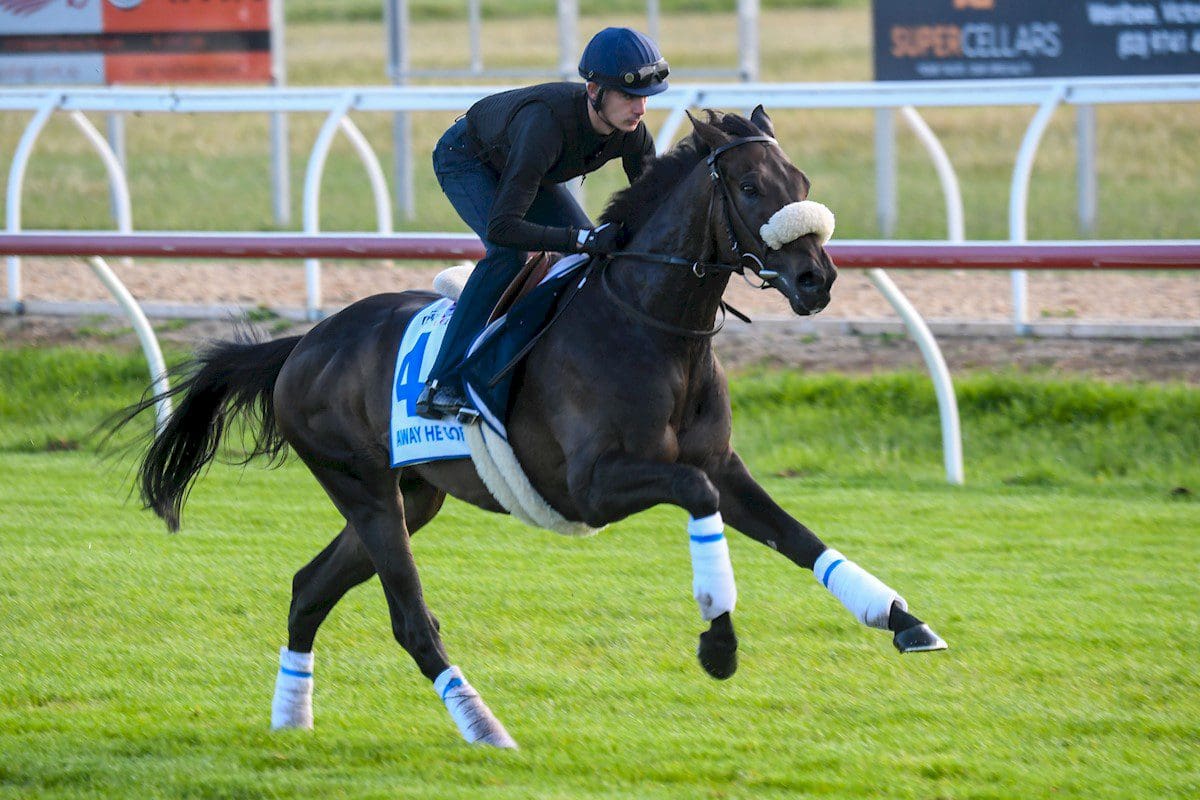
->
[873, 0, 1200, 80]
[0, 0, 273, 85]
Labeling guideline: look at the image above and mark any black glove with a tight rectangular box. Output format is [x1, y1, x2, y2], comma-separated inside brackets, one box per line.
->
[575, 222, 626, 255]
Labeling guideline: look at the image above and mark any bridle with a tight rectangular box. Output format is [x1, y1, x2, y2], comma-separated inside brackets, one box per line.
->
[704, 135, 781, 284]
[602, 134, 783, 338]
[489, 134, 782, 384]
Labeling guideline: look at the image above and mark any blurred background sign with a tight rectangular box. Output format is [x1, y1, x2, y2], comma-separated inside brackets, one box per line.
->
[873, 0, 1200, 80]
[0, 0, 274, 85]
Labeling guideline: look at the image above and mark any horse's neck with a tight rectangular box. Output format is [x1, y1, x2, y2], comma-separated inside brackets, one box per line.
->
[612, 170, 730, 332]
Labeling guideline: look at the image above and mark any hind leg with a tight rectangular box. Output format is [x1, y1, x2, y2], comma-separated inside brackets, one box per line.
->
[272, 526, 375, 729]
[287, 474, 448, 651]
[286, 526, 375, 653]
[273, 474, 448, 730]
[304, 464, 516, 747]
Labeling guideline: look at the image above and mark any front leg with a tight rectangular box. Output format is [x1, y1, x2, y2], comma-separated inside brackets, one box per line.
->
[568, 451, 739, 678]
[713, 452, 947, 653]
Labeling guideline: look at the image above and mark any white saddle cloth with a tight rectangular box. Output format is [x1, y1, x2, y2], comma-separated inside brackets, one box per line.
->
[390, 297, 470, 467]
[390, 269, 599, 537]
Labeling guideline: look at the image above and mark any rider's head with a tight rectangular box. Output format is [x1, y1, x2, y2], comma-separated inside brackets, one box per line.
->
[578, 27, 669, 134]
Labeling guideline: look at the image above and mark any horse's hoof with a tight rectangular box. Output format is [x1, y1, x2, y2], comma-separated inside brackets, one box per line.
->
[893, 623, 948, 653]
[270, 718, 313, 731]
[697, 630, 739, 680]
[474, 729, 519, 749]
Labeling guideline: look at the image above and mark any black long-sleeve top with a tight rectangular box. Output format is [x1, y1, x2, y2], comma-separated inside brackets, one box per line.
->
[464, 82, 656, 252]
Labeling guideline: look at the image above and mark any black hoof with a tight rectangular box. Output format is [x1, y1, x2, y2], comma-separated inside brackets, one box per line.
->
[697, 627, 739, 680]
[893, 623, 948, 653]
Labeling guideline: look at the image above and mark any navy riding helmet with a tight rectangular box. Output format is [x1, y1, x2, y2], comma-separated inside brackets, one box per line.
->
[578, 27, 669, 96]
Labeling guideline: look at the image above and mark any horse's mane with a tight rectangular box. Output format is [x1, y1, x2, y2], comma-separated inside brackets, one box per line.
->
[599, 110, 765, 236]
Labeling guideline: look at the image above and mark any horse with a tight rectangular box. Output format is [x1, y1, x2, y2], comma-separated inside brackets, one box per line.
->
[115, 107, 946, 750]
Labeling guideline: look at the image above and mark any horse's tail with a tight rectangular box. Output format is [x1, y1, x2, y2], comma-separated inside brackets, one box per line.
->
[116, 336, 302, 532]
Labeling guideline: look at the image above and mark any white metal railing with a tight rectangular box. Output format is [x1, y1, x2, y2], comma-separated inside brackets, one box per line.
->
[5, 76, 1199, 324]
[4, 75, 1198, 114]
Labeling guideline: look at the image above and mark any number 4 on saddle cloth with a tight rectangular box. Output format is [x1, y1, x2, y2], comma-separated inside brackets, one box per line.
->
[390, 252, 593, 468]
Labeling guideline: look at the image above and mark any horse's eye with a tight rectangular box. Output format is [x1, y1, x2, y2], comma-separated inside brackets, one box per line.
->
[740, 183, 758, 197]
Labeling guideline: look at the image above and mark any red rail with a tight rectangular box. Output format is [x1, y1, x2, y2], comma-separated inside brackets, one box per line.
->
[0, 232, 487, 261]
[827, 241, 1200, 270]
[3, 233, 1200, 270]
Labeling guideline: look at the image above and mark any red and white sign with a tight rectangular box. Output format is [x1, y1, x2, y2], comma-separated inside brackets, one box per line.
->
[0, 0, 273, 85]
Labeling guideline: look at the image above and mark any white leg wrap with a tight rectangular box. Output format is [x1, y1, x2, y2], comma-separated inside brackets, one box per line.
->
[689, 513, 737, 621]
[813, 549, 907, 630]
[434, 666, 517, 748]
[271, 647, 314, 730]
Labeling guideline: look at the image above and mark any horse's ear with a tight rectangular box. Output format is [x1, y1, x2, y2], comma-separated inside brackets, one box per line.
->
[750, 105, 776, 137]
[687, 109, 730, 150]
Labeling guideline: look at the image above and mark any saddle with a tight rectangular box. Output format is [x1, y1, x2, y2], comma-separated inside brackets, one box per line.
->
[489, 251, 564, 324]
[459, 251, 592, 433]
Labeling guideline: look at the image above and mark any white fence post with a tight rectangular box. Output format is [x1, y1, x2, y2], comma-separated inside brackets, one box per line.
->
[302, 94, 356, 320]
[866, 268, 963, 484]
[1076, 104, 1097, 236]
[5, 93, 61, 312]
[86, 256, 172, 431]
[1009, 83, 1067, 335]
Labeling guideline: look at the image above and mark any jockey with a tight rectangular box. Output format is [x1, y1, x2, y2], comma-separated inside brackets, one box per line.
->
[416, 26, 670, 420]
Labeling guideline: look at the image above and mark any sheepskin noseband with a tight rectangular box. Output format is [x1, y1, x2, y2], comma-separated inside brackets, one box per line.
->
[759, 200, 835, 250]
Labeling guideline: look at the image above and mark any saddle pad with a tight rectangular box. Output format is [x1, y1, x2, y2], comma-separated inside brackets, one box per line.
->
[389, 297, 470, 467]
[391, 253, 591, 466]
[386, 300, 594, 534]
[462, 252, 591, 436]
[464, 421, 600, 537]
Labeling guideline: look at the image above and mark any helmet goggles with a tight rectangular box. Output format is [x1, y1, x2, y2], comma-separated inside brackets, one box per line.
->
[618, 58, 670, 91]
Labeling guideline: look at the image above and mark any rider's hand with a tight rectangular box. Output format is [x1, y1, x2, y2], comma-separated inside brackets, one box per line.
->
[575, 222, 627, 255]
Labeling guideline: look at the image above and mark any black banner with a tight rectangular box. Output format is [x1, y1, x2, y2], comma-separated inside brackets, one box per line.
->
[873, 0, 1200, 80]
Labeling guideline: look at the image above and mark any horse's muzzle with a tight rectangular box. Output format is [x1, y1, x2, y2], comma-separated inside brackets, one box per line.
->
[774, 260, 835, 316]
[789, 291, 830, 317]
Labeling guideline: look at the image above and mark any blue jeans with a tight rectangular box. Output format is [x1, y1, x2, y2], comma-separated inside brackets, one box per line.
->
[427, 117, 591, 390]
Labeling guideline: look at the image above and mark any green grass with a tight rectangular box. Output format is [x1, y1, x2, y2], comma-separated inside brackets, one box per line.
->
[288, 0, 867, 24]
[5, 346, 1199, 493]
[2, 347, 1198, 796]
[728, 369, 1200, 491]
[0, 347, 163, 454]
[1, 454, 1197, 798]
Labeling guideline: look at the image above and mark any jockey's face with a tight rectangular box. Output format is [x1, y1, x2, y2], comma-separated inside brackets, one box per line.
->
[586, 82, 648, 134]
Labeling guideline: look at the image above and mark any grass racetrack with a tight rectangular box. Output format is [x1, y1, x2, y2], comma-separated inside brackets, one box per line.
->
[2, 1, 1198, 795]
[1, 348, 1197, 798]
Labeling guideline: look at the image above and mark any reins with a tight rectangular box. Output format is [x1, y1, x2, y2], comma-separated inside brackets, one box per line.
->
[600, 263, 729, 338]
[488, 134, 776, 381]
[602, 133, 781, 337]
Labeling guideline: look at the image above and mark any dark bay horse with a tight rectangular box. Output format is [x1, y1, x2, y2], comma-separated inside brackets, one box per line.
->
[118, 107, 946, 749]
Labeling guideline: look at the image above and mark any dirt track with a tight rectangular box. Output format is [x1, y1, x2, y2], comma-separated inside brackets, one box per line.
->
[4, 257, 1200, 384]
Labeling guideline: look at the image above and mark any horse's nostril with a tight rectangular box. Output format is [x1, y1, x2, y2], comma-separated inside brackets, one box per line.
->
[797, 270, 822, 292]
